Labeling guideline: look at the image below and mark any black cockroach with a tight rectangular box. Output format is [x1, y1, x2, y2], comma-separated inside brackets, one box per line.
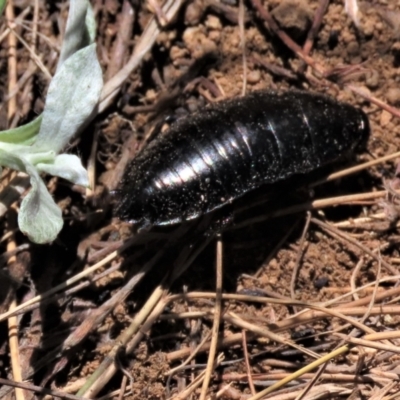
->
[115, 91, 370, 228]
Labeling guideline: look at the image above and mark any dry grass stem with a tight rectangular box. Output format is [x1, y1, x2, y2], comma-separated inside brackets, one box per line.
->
[290, 212, 311, 301]
[8, 298, 24, 400]
[86, 129, 99, 197]
[166, 331, 212, 376]
[247, 346, 350, 400]
[6, 0, 17, 122]
[242, 330, 256, 396]
[6, 213, 23, 400]
[311, 218, 398, 275]
[9, 27, 51, 80]
[99, 0, 183, 112]
[0, 377, 88, 400]
[302, 0, 330, 57]
[104, 0, 135, 81]
[77, 238, 212, 397]
[170, 354, 225, 400]
[0, 250, 120, 323]
[313, 150, 400, 186]
[226, 311, 321, 358]
[77, 283, 167, 397]
[200, 237, 223, 400]
[239, 0, 247, 96]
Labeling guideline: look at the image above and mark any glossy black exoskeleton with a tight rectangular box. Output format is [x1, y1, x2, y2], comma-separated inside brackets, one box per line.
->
[115, 91, 370, 228]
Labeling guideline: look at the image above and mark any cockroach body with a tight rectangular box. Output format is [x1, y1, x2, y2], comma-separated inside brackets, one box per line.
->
[115, 91, 370, 228]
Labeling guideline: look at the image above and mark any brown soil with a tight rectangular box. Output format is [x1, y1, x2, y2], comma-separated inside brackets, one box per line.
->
[1, 1, 400, 399]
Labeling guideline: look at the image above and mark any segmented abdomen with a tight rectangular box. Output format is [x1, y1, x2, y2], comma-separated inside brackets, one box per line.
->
[116, 91, 370, 227]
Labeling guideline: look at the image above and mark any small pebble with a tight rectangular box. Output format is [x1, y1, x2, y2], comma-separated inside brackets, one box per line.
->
[271, 0, 312, 37]
[380, 110, 393, 127]
[346, 41, 359, 56]
[205, 15, 222, 31]
[247, 70, 261, 84]
[365, 70, 379, 89]
[386, 88, 400, 105]
[314, 276, 329, 289]
[184, 0, 204, 25]
[353, 86, 371, 105]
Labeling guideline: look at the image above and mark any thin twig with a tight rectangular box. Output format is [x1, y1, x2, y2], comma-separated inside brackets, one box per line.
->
[302, 0, 330, 57]
[86, 128, 99, 197]
[104, 0, 135, 81]
[311, 217, 397, 275]
[247, 346, 350, 400]
[6, 206, 24, 400]
[239, 0, 247, 96]
[77, 237, 213, 398]
[8, 26, 51, 80]
[166, 331, 212, 376]
[117, 375, 128, 400]
[311, 150, 400, 187]
[200, 236, 223, 400]
[350, 258, 364, 301]
[6, 0, 17, 122]
[242, 330, 256, 396]
[0, 250, 120, 323]
[99, 0, 183, 112]
[0, 377, 89, 400]
[225, 312, 320, 359]
[290, 212, 311, 301]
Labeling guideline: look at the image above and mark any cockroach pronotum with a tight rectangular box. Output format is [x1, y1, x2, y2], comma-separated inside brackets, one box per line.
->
[115, 91, 370, 228]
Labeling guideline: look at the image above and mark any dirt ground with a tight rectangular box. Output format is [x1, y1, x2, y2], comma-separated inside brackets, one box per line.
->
[1, 0, 400, 399]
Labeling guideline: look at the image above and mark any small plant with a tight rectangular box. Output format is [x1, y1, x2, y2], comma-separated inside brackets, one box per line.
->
[0, 0, 103, 244]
